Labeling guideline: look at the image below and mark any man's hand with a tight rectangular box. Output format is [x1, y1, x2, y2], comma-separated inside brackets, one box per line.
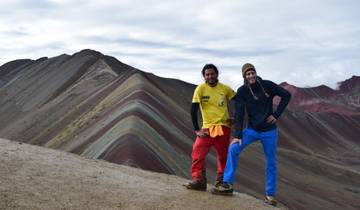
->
[230, 137, 242, 145]
[195, 129, 209, 138]
[266, 115, 277, 124]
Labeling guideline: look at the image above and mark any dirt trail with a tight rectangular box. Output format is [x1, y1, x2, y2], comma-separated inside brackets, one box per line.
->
[0, 138, 287, 210]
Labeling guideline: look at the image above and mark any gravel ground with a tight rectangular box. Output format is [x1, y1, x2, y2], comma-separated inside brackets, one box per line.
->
[0, 138, 288, 210]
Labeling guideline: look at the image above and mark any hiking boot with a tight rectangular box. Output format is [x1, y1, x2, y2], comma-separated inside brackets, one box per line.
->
[210, 182, 233, 196]
[183, 179, 207, 191]
[214, 180, 223, 188]
[264, 195, 277, 206]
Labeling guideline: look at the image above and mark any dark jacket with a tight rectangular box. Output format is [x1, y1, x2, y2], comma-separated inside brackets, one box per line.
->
[233, 78, 291, 138]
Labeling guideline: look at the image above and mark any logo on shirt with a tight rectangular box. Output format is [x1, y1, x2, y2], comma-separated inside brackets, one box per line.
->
[202, 96, 210, 102]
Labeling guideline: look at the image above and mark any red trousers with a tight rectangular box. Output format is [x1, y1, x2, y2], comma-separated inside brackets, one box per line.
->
[191, 126, 230, 181]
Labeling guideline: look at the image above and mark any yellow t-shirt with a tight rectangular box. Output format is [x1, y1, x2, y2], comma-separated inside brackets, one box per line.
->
[192, 82, 236, 128]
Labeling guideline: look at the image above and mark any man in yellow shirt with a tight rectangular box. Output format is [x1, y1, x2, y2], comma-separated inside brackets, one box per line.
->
[184, 64, 236, 191]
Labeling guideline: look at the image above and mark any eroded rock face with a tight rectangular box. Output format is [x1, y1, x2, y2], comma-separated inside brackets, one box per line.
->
[0, 49, 359, 210]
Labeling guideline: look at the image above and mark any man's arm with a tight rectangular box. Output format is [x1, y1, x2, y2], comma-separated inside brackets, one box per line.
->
[190, 103, 200, 131]
[233, 91, 245, 139]
[190, 103, 208, 138]
[272, 84, 291, 119]
[227, 97, 235, 125]
[191, 86, 209, 138]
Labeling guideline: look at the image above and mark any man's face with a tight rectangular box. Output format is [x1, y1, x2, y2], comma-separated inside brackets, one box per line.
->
[204, 68, 218, 86]
[245, 70, 257, 84]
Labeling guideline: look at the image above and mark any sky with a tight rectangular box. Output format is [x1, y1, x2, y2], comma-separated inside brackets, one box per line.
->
[0, 0, 359, 89]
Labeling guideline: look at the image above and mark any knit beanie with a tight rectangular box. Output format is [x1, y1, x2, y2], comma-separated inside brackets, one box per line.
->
[242, 63, 256, 78]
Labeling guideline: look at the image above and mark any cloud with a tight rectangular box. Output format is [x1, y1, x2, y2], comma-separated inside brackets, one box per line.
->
[0, 0, 359, 89]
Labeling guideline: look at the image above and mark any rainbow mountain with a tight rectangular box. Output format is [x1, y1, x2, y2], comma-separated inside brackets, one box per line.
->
[0, 49, 359, 210]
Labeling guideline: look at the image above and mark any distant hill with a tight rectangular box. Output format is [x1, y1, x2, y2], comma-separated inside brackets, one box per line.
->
[278, 76, 360, 115]
[0, 49, 359, 210]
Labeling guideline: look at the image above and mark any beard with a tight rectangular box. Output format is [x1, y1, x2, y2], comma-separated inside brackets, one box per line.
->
[206, 78, 218, 86]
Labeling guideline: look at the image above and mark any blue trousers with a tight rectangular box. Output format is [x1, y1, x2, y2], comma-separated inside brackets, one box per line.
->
[223, 128, 278, 196]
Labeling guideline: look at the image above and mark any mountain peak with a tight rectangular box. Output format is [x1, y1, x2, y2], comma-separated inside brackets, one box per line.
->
[73, 49, 104, 58]
[279, 81, 290, 86]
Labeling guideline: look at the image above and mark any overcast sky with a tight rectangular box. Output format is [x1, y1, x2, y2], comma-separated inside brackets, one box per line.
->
[0, 0, 359, 89]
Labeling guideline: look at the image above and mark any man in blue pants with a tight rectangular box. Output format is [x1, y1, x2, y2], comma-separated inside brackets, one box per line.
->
[211, 63, 291, 206]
